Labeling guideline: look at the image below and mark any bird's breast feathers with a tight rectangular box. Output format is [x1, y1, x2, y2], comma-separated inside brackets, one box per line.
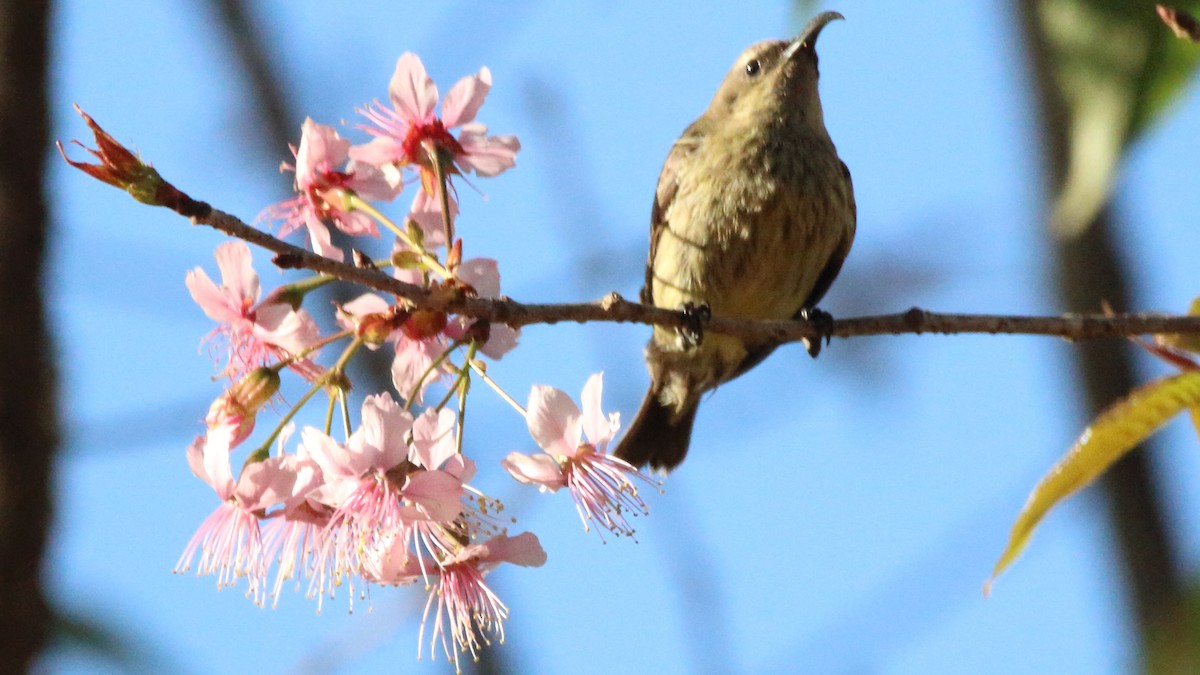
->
[650, 131, 853, 322]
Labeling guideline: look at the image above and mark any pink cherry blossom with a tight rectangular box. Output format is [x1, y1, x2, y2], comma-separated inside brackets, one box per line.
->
[187, 240, 322, 381]
[404, 408, 481, 560]
[302, 394, 471, 608]
[257, 427, 330, 606]
[392, 331, 453, 404]
[417, 532, 546, 666]
[175, 424, 300, 604]
[353, 407, 500, 592]
[443, 257, 520, 359]
[337, 258, 516, 404]
[336, 290, 453, 402]
[261, 119, 399, 262]
[351, 53, 520, 234]
[502, 373, 656, 540]
[261, 500, 328, 606]
[302, 394, 414, 606]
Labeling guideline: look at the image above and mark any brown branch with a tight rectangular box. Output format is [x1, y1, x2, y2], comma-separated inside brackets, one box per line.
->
[192, 207, 1200, 344]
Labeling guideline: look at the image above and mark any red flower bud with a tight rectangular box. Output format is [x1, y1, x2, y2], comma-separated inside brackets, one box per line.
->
[59, 105, 209, 216]
[402, 309, 448, 340]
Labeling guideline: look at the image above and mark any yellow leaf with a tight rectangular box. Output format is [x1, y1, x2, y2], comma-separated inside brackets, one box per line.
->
[986, 371, 1200, 594]
[1156, 295, 1200, 355]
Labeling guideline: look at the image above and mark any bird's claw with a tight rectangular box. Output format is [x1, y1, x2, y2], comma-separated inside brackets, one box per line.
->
[678, 302, 711, 349]
[798, 307, 834, 358]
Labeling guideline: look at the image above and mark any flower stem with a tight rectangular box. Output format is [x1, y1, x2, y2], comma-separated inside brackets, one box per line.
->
[428, 146, 455, 250]
[244, 380, 323, 467]
[433, 363, 467, 413]
[273, 328, 353, 370]
[455, 343, 478, 454]
[403, 340, 464, 411]
[345, 192, 452, 280]
[468, 358, 525, 417]
[324, 392, 336, 436]
[339, 389, 352, 438]
[244, 337, 364, 467]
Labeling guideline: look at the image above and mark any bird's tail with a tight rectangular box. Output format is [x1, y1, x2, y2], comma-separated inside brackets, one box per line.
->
[613, 387, 699, 472]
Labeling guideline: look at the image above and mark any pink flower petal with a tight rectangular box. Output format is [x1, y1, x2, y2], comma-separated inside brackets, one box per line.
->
[235, 455, 298, 512]
[200, 423, 238, 500]
[354, 393, 413, 470]
[214, 241, 260, 303]
[331, 209, 379, 238]
[388, 53, 438, 124]
[443, 454, 476, 484]
[302, 211, 343, 262]
[307, 477, 358, 509]
[391, 337, 450, 402]
[253, 303, 320, 357]
[185, 267, 240, 324]
[299, 427, 357, 482]
[347, 136, 406, 169]
[361, 534, 425, 586]
[186, 435, 207, 482]
[479, 324, 519, 359]
[402, 470, 464, 522]
[441, 66, 492, 128]
[501, 451, 566, 491]
[295, 119, 351, 189]
[407, 188, 455, 248]
[580, 372, 615, 448]
[456, 126, 519, 177]
[481, 531, 547, 568]
[337, 292, 392, 334]
[345, 159, 401, 202]
[411, 408, 457, 470]
[455, 258, 500, 298]
[526, 385, 583, 458]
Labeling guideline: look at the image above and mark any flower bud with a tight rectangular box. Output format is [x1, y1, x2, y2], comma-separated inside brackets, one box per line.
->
[401, 309, 448, 340]
[228, 367, 281, 413]
[206, 368, 278, 449]
[59, 105, 209, 216]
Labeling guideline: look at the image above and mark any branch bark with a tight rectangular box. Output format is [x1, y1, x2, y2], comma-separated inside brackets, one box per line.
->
[188, 206, 1200, 344]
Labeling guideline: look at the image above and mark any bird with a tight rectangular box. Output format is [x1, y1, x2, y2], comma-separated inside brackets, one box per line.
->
[613, 11, 857, 472]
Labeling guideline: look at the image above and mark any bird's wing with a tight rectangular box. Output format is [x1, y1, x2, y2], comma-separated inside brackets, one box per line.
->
[799, 160, 856, 310]
[643, 121, 705, 305]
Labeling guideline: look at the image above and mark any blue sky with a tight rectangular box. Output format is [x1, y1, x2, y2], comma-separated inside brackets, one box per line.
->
[45, 1, 1200, 673]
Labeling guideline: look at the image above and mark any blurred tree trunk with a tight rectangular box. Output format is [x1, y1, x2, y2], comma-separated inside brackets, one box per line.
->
[1016, 2, 1196, 671]
[0, 0, 55, 670]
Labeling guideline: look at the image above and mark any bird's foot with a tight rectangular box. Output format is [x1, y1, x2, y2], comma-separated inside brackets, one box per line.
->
[798, 307, 834, 358]
[678, 302, 711, 349]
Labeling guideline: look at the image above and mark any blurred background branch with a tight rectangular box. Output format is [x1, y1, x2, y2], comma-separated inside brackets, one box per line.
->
[1016, 0, 1200, 670]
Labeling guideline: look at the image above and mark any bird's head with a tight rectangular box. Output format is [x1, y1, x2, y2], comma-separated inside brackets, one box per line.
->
[706, 11, 844, 128]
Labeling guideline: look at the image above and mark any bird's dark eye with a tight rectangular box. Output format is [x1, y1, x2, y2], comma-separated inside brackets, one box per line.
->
[745, 59, 761, 76]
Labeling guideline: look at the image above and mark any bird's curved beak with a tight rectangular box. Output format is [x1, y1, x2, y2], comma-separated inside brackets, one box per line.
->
[782, 11, 844, 60]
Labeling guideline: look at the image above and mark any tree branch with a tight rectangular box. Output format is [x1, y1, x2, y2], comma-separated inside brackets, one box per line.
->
[188, 206, 1200, 344]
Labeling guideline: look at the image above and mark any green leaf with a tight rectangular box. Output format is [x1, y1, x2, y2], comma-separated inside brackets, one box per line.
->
[986, 370, 1200, 593]
[1032, 0, 1200, 237]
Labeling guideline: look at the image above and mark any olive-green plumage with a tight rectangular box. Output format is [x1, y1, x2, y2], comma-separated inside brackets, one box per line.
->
[614, 12, 857, 471]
